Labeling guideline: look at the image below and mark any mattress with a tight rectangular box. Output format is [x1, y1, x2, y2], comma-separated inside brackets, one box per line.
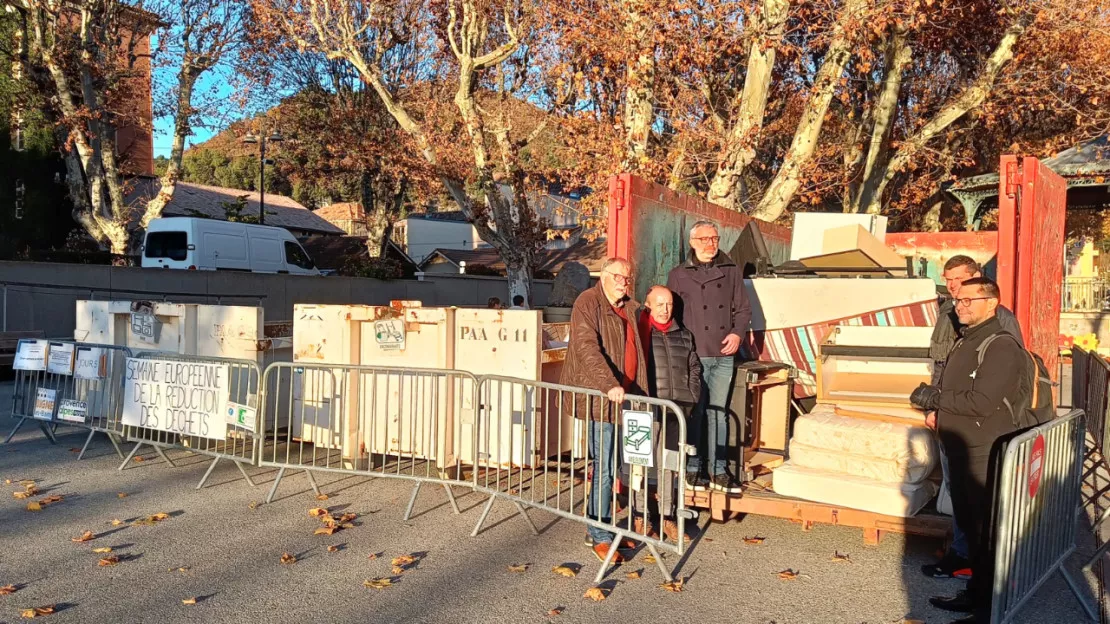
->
[793, 405, 937, 478]
[771, 462, 938, 517]
[788, 440, 931, 484]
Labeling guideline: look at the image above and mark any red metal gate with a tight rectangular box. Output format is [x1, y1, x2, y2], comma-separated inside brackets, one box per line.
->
[997, 156, 1067, 382]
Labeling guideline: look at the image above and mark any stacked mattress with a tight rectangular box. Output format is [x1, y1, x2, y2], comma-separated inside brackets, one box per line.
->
[772, 404, 938, 517]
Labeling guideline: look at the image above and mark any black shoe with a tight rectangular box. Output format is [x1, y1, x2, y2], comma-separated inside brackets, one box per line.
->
[929, 590, 975, 613]
[709, 472, 742, 494]
[921, 551, 973, 579]
[948, 615, 985, 624]
[685, 471, 710, 491]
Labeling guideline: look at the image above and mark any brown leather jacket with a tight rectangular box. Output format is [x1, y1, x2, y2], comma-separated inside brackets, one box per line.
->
[560, 283, 649, 421]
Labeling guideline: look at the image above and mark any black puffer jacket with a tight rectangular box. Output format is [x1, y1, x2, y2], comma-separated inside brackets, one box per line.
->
[642, 313, 703, 406]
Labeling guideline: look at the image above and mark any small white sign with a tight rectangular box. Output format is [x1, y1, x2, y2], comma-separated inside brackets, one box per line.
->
[33, 388, 57, 421]
[47, 342, 75, 375]
[622, 410, 654, 467]
[74, 347, 106, 380]
[58, 399, 88, 423]
[226, 401, 257, 433]
[122, 358, 230, 440]
[13, 340, 48, 371]
[130, 313, 158, 344]
[374, 319, 406, 351]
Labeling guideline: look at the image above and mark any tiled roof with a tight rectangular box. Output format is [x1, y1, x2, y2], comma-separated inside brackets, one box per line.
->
[421, 238, 608, 274]
[314, 202, 365, 223]
[126, 179, 345, 235]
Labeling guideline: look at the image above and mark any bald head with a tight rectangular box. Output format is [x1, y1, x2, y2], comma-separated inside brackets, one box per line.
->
[646, 286, 674, 325]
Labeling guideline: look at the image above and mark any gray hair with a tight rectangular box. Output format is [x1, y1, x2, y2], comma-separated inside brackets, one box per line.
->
[601, 257, 632, 272]
[689, 220, 718, 238]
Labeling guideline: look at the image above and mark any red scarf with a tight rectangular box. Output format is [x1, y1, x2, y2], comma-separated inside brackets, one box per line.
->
[612, 304, 638, 390]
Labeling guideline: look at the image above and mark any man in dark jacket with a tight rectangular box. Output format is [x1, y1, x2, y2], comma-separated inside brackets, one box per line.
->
[924, 255, 1023, 581]
[637, 285, 702, 542]
[911, 277, 1023, 624]
[667, 220, 752, 493]
[561, 257, 649, 564]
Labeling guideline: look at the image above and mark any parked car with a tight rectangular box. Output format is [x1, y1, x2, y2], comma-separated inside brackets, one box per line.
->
[141, 217, 320, 275]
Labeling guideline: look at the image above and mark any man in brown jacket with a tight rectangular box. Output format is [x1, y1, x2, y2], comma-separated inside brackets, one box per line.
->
[561, 257, 649, 563]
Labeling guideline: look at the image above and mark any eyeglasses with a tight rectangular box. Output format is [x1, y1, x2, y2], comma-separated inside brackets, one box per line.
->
[955, 296, 995, 307]
[604, 271, 633, 286]
[692, 236, 720, 244]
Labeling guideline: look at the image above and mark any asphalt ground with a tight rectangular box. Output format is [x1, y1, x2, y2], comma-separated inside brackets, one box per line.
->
[0, 381, 1103, 624]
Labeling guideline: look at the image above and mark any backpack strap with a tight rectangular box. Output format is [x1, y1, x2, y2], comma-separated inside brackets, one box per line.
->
[976, 332, 1035, 426]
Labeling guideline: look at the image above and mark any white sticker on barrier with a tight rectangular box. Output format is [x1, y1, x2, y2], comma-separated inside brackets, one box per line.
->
[130, 313, 158, 344]
[13, 340, 48, 371]
[58, 399, 88, 423]
[622, 410, 654, 467]
[33, 388, 56, 421]
[47, 342, 75, 375]
[374, 319, 406, 351]
[121, 358, 230, 440]
[226, 401, 256, 433]
[74, 347, 106, 380]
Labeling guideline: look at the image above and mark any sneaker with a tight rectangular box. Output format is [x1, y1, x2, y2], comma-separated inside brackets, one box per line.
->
[592, 542, 626, 564]
[929, 590, 975, 613]
[661, 519, 681, 542]
[921, 551, 973, 579]
[686, 471, 710, 491]
[709, 472, 742, 494]
[633, 516, 658, 539]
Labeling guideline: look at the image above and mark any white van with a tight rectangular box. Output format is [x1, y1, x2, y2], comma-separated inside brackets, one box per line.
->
[141, 217, 320, 275]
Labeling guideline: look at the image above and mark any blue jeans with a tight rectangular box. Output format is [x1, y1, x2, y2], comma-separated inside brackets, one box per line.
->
[586, 420, 617, 544]
[688, 356, 735, 476]
[939, 444, 970, 559]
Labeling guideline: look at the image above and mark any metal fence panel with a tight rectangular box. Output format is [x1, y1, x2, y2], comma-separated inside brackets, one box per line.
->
[6, 340, 132, 459]
[119, 352, 263, 489]
[1073, 347, 1091, 415]
[991, 410, 1095, 623]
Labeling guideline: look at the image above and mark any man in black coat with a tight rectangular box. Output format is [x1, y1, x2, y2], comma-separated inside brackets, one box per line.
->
[911, 277, 1023, 624]
[637, 285, 702, 542]
[667, 220, 752, 493]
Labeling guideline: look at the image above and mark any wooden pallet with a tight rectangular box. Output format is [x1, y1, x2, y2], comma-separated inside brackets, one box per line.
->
[685, 485, 951, 545]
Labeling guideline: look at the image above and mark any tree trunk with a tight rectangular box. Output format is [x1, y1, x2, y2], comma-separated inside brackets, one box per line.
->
[860, 15, 1029, 215]
[706, 0, 789, 211]
[360, 168, 397, 258]
[621, 0, 656, 167]
[752, 0, 865, 222]
[142, 67, 198, 228]
[850, 25, 911, 213]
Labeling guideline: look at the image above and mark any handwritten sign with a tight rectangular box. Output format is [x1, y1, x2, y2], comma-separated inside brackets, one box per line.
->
[13, 340, 48, 371]
[622, 410, 654, 467]
[122, 358, 229, 440]
[47, 342, 75, 375]
[374, 319, 406, 351]
[130, 313, 158, 344]
[226, 402, 257, 433]
[33, 388, 56, 421]
[58, 399, 88, 423]
[74, 347, 106, 380]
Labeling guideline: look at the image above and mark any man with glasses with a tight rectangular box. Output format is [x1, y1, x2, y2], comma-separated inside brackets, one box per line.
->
[910, 277, 1023, 624]
[667, 220, 751, 494]
[922, 255, 1022, 582]
[561, 257, 649, 563]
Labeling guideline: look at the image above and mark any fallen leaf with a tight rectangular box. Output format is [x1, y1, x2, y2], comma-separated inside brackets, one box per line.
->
[151, 512, 169, 521]
[832, 551, 851, 563]
[327, 545, 339, 553]
[69, 448, 80, 453]
[391, 566, 404, 575]
[320, 514, 337, 526]
[13, 491, 33, 499]
[315, 494, 329, 501]
[133, 456, 145, 462]
[902, 620, 925, 624]
[26, 502, 42, 512]
[19, 480, 34, 487]
[546, 607, 563, 616]
[704, 538, 714, 543]
[248, 501, 258, 510]
[583, 587, 607, 601]
[92, 547, 112, 554]
[657, 577, 683, 590]
[20, 606, 55, 618]
[363, 578, 393, 589]
[339, 523, 355, 529]
[71, 531, 95, 543]
[314, 526, 338, 536]
[743, 536, 766, 545]
[778, 569, 799, 580]
[308, 507, 328, 517]
[98, 556, 120, 567]
[117, 493, 128, 499]
[0, 584, 18, 595]
[368, 553, 379, 560]
[182, 597, 197, 606]
[169, 567, 190, 573]
[551, 565, 578, 578]
[3, 479, 10, 485]
[644, 555, 656, 564]
[40, 496, 62, 505]
[508, 564, 529, 573]
[391, 555, 416, 567]
[338, 513, 357, 523]
[626, 570, 642, 580]
[280, 553, 296, 565]
[110, 519, 124, 526]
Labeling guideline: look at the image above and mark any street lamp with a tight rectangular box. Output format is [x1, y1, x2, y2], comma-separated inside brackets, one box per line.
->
[242, 128, 283, 225]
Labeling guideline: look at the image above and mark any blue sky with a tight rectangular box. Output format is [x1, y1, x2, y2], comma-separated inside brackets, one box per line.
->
[151, 66, 270, 158]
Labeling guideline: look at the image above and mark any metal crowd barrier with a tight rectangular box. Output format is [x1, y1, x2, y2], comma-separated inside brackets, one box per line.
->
[1074, 347, 1092, 415]
[991, 410, 1097, 623]
[119, 352, 263, 489]
[6, 340, 132, 459]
